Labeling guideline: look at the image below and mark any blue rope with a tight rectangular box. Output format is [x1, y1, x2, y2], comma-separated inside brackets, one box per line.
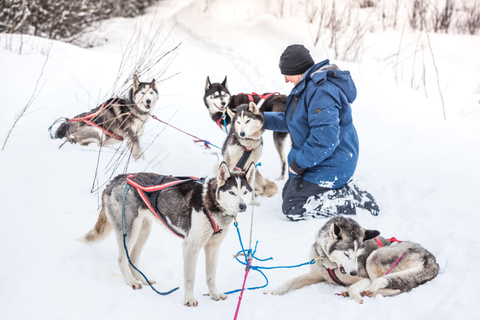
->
[222, 113, 228, 135]
[224, 220, 317, 295]
[121, 183, 179, 295]
[48, 117, 68, 139]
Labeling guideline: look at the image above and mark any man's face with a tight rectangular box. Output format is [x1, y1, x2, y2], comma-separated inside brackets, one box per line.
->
[284, 74, 302, 86]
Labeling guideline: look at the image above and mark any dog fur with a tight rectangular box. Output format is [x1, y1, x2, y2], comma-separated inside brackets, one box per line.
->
[55, 75, 158, 159]
[80, 161, 255, 307]
[222, 102, 277, 197]
[204, 76, 289, 180]
[267, 216, 439, 304]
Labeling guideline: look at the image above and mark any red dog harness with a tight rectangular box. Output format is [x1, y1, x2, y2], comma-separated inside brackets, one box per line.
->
[67, 101, 124, 141]
[126, 174, 221, 239]
[375, 237, 412, 275]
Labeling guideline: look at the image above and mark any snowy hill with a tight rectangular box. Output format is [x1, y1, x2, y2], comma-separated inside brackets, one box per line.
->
[1, 0, 479, 319]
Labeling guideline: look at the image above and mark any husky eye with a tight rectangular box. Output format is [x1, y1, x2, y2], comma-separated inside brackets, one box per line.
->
[229, 191, 235, 195]
[344, 253, 350, 258]
[237, 121, 240, 124]
[243, 191, 248, 195]
[246, 120, 250, 123]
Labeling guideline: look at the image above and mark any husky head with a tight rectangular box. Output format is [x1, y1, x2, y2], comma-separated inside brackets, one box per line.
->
[131, 75, 158, 113]
[204, 76, 231, 114]
[227, 102, 265, 140]
[317, 217, 379, 276]
[215, 161, 255, 216]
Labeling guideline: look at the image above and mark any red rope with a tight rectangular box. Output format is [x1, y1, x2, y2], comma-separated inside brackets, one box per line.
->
[233, 257, 252, 320]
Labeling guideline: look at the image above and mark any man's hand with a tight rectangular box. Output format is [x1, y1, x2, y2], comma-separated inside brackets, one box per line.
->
[289, 166, 298, 175]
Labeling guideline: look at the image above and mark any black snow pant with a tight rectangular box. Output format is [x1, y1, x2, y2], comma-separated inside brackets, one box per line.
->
[282, 178, 379, 221]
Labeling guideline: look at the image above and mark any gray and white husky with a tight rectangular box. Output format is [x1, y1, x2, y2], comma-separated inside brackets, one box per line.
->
[54, 75, 158, 159]
[205, 76, 289, 180]
[268, 216, 439, 304]
[80, 161, 255, 307]
[222, 102, 277, 197]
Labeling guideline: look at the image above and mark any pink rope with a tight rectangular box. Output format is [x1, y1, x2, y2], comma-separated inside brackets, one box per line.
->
[385, 248, 412, 275]
[233, 257, 252, 320]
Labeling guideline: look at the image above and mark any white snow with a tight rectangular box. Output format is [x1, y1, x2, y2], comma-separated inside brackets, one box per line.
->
[1, 0, 479, 319]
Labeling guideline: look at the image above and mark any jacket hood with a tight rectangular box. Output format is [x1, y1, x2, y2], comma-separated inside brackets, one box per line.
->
[297, 60, 357, 103]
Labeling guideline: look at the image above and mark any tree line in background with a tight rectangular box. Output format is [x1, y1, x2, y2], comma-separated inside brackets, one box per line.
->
[0, 0, 157, 41]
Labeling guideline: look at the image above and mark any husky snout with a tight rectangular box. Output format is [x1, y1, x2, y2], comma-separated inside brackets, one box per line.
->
[239, 131, 246, 137]
[239, 203, 247, 211]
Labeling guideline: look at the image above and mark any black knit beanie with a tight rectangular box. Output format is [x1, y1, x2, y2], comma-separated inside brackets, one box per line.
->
[279, 44, 315, 75]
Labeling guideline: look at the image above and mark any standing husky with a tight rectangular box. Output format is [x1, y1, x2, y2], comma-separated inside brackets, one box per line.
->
[222, 102, 277, 197]
[204, 76, 289, 180]
[80, 161, 255, 307]
[268, 217, 439, 303]
[54, 75, 158, 159]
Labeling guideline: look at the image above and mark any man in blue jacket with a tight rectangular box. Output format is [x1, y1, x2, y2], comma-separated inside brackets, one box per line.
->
[264, 44, 378, 220]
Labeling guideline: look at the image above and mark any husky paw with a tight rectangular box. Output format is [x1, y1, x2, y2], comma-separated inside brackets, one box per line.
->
[129, 282, 143, 290]
[362, 290, 374, 297]
[340, 291, 349, 298]
[184, 298, 198, 307]
[264, 288, 285, 296]
[210, 292, 227, 301]
[140, 279, 156, 286]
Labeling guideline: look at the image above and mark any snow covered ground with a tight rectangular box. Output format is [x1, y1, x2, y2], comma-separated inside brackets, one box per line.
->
[1, 0, 479, 319]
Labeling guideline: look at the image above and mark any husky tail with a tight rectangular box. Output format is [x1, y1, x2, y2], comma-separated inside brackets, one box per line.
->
[78, 195, 112, 243]
[55, 122, 71, 139]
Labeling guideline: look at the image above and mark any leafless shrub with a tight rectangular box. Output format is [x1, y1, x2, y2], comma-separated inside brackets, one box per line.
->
[305, 0, 319, 23]
[465, 3, 480, 34]
[359, 0, 376, 9]
[409, 0, 428, 31]
[432, 0, 454, 33]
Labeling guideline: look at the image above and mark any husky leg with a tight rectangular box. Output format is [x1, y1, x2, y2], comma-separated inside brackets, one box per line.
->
[347, 278, 371, 304]
[127, 136, 143, 160]
[116, 218, 144, 290]
[266, 272, 322, 295]
[183, 235, 205, 307]
[73, 126, 104, 146]
[204, 233, 228, 301]
[273, 131, 288, 180]
[129, 214, 156, 285]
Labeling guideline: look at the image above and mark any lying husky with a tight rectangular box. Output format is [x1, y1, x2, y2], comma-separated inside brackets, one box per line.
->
[222, 102, 277, 197]
[80, 161, 255, 307]
[204, 76, 288, 180]
[54, 75, 158, 159]
[268, 216, 439, 303]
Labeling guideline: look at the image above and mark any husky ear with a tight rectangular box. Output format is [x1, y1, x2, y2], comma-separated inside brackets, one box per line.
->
[217, 161, 231, 187]
[329, 223, 342, 240]
[244, 162, 256, 187]
[363, 229, 380, 241]
[248, 102, 260, 114]
[226, 107, 235, 120]
[205, 76, 212, 91]
[222, 76, 228, 89]
[150, 78, 156, 89]
[133, 75, 140, 91]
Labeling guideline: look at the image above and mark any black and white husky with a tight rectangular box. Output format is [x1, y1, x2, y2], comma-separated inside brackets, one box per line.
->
[268, 217, 439, 304]
[54, 75, 158, 159]
[80, 161, 255, 307]
[222, 102, 277, 197]
[204, 76, 289, 180]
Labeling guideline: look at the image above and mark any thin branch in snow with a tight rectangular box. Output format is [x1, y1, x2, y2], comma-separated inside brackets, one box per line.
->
[2, 42, 52, 151]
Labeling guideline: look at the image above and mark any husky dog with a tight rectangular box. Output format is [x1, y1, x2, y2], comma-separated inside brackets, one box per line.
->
[204, 76, 289, 180]
[222, 102, 277, 197]
[80, 161, 255, 307]
[54, 75, 158, 159]
[268, 217, 439, 304]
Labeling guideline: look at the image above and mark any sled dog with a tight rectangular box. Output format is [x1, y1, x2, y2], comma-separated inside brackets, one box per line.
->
[205, 76, 288, 180]
[54, 75, 158, 159]
[222, 102, 277, 197]
[80, 161, 255, 307]
[268, 216, 439, 303]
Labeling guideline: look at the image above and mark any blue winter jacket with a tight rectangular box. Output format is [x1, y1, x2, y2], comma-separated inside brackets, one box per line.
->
[264, 59, 359, 189]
